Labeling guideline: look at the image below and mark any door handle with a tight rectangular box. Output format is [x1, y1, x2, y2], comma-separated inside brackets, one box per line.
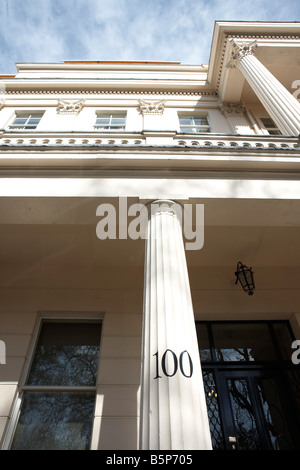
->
[228, 436, 237, 450]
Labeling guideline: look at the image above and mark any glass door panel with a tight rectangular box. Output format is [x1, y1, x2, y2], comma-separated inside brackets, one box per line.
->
[211, 323, 277, 362]
[214, 370, 300, 450]
[202, 370, 225, 449]
[199, 321, 300, 450]
[256, 377, 295, 450]
[227, 378, 262, 450]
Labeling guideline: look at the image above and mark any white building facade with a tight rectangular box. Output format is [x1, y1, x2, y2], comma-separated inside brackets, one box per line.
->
[0, 21, 300, 451]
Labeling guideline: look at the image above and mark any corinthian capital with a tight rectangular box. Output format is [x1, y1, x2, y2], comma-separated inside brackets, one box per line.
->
[57, 98, 85, 115]
[138, 99, 166, 115]
[226, 39, 258, 69]
[220, 101, 245, 117]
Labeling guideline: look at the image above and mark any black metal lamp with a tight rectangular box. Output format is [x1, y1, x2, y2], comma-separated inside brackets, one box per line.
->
[235, 261, 255, 295]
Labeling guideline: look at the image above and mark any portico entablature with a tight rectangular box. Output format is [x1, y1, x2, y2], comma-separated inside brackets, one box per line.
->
[0, 176, 299, 202]
[208, 22, 300, 135]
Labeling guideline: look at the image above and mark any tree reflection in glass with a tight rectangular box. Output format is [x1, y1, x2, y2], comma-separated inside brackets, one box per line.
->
[11, 392, 95, 450]
[11, 322, 102, 450]
[212, 324, 277, 362]
[27, 323, 101, 386]
[228, 379, 261, 450]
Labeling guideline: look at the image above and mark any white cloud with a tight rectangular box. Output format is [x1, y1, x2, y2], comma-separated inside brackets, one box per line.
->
[0, 0, 299, 73]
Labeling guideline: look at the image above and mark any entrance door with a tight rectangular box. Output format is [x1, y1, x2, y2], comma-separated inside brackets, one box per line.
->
[198, 321, 300, 450]
[217, 369, 297, 450]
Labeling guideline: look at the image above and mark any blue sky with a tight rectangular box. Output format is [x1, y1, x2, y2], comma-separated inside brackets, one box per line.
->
[0, 0, 299, 74]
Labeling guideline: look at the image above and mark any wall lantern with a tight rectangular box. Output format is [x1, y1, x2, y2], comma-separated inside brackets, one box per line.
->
[235, 261, 255, 295]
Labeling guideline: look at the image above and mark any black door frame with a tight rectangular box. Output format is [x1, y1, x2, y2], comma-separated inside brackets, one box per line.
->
[215, 368, 298, 450]
[197, 320, 300, 450]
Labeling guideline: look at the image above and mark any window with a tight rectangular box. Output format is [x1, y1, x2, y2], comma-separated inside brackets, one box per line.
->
[9, 112, 44, 130]
[197, 321, 294, 363]
[94, 113, 126, 130]
[179, 115, 210, 133]
[10, 321, 102, 450]
[260, 117, 281, 135]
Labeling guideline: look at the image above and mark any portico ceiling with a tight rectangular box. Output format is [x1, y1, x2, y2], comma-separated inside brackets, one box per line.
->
[0, 197, 299, 270]
[241, 46, 300, 104]
[0, 196, 299, 319]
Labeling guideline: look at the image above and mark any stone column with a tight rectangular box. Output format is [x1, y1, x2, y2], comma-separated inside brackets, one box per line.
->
[139, 200, 212, 450]
[227, 39, 300, 136]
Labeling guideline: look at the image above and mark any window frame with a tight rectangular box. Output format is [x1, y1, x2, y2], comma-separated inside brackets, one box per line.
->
[178, 114, 211, 134]
[196, 320, 296, 365]
[8, 111, 45, 130]
[94, 112, 127, 131]
[2, 313, 103, 450]
[259, 117, 281, 135]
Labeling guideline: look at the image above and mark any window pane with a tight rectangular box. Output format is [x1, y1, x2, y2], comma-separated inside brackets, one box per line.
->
[260, 117, 281, 135]
[96, 117, 110, 125]
[228, 379, 262, 449]
[179, 117, 192, 125]
[179, 115, 210, 133]
[287, 370, 300, 420]
[203, 370, 225, 449]
[212, 323, 277, 361]
[96, 114, 126, 129]
[272, 322, 294, 360]
[10, 113, 43, 129]
[257, 377, 294, 449]
[27, 322, 101, 386]
[196, 323, 212, 361]
[11, 392, 95, 450]
[194, 118, 208, 125]
[111, 114, 125, 120]
[261, 118, 275, 128]
[13, 117, 27, 125]
[27, 118, 41, 125]
[111, 118, 125, 125]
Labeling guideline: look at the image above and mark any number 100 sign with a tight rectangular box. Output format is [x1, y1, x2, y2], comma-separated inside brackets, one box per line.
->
[153, 349, 193, 379]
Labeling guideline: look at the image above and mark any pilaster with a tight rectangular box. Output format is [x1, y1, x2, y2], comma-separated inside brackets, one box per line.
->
[138, 99, 166, 131]
[220, 102, 254, 134]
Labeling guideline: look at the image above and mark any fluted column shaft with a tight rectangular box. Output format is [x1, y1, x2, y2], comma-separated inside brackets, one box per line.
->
[139, 200, 212, 450]
[228, 40, 300, 135]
